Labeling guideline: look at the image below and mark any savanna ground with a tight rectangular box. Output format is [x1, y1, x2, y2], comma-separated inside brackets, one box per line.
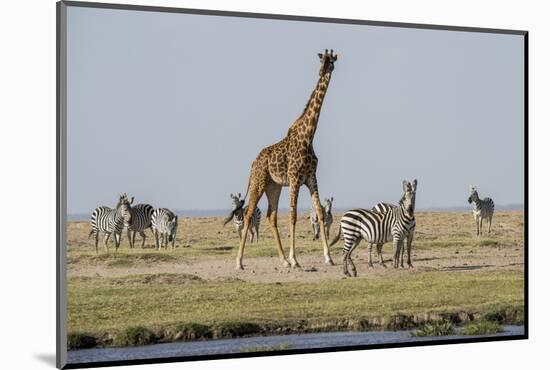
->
[66, 211, 524, 349]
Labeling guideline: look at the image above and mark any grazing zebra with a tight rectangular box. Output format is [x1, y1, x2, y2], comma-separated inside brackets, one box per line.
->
[468, 185, 495, 236]
[89, 194, 134, 254]
[223, 193, 261, 242]
[126, 203, 154, 248]
[310, 197, 334, 241]
[372, 201, 416, 268]
[330, 180, 417, 276]
[151, 208, 178, 249]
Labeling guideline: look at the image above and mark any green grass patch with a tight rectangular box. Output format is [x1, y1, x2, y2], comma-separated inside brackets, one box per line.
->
[462, 321, 503, 335]
[67, 332, 96, 350]
[67, 270, 523, 348]
[411, 321, 455, 337]
[481, 305, 524, 325]
[113, 326, 156, 347]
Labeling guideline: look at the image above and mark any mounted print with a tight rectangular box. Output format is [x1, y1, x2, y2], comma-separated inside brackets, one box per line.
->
[56, 1, 528, 368]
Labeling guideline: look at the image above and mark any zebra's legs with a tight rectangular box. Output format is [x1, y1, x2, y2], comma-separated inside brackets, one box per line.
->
[172, 231, 176, 249]
[127, 229, 133, 248]
[488, 216, 492, 234]
[307, 176, 334, 266]
[406, 230, 414, 268]
[139, 231, 146, 248]
[265, 182, 290, 268]
[154, 229, 160, 250]
[343, 238, 360, 277]
[479, 218, 483, 236]
[103, 232, 111, 253]
[325, 225, 330, 242]
[392, 237, 401, 268]
[376, 243, 386, 267]
[132, 231, 137, 249]
[255, 223, 260, 242]
[249, 228, 254, 243]
[94, 231, 99, 255]
[367, 242, 374, 269]
[114, 233, 121, 253]
[236, 184, 265, 270]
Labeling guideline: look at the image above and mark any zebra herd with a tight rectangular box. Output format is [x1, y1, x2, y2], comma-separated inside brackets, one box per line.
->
[88, 185, 495, 276]
[89, 194, 178, 254]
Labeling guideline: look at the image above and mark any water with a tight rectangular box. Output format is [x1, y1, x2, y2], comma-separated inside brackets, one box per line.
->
[68, 326, 524, 365]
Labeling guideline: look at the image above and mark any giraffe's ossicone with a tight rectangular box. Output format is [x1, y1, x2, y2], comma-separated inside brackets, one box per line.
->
[235, 49, 338, 270]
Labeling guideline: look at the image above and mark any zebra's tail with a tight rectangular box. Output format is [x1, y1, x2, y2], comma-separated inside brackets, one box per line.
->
[329, 224, 342, 247]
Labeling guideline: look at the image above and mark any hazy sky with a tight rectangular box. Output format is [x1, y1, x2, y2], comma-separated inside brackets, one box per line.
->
[67, 6, 524, 215]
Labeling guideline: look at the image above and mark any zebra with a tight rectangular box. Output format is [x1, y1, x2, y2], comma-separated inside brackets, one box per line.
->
[89, 194, 134, 254]
[372, 201, 416, 268]
[330, 180, 417, 276]
[151, 208, 178, 249]
[310, 197, 334, 241]
[223, 193, 261, 242]
[126, 203, 154, 248]
[468, 185, 495, 236]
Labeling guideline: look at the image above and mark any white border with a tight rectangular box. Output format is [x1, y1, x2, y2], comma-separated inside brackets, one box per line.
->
[2, 1, 546, 369]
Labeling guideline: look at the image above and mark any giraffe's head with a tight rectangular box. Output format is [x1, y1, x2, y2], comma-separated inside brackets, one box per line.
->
[399, 180, 417, 217]
[117, 193, 134, 226]
[468, 185, 479, 204]
[317, 49, 338, 76]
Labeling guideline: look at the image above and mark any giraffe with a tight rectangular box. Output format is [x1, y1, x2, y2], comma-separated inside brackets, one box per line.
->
[235, 49, 338, 270]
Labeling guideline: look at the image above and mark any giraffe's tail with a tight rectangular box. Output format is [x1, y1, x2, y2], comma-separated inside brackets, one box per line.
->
[329, 223, 342, 247]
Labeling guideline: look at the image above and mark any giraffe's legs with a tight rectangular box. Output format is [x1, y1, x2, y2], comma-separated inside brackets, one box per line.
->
[288, 183, 301, 268]
[236, 186, 264, 270]
[265, 182, 290, 267]
[306, 176, 334, 265]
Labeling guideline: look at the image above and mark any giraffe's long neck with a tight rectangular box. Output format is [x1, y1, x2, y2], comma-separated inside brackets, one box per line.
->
[290, 72, 332, 142]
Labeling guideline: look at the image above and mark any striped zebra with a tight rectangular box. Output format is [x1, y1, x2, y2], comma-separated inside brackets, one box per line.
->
[151, 208, 178, 249]
[126, 203, 154, 248]
[330, 180, 417, 276]
[468, 185, 495, 236]
[310, 197, 334, 241]
[372, 201, 416, 268]
[223, 193, 261, 242]
[89, 194, 134, 254]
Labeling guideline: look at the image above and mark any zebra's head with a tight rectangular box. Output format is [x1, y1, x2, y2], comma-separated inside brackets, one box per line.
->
[468, 185, 479, 204]
[117, 193, 134, 226]
[224, 193, 245, 226]
[167, 216, 178, 242]
[317, 49, 338, 76]
[229, 193, 245, 211]
[324, 197, 334, 214]
[400, 180, 417, 217]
